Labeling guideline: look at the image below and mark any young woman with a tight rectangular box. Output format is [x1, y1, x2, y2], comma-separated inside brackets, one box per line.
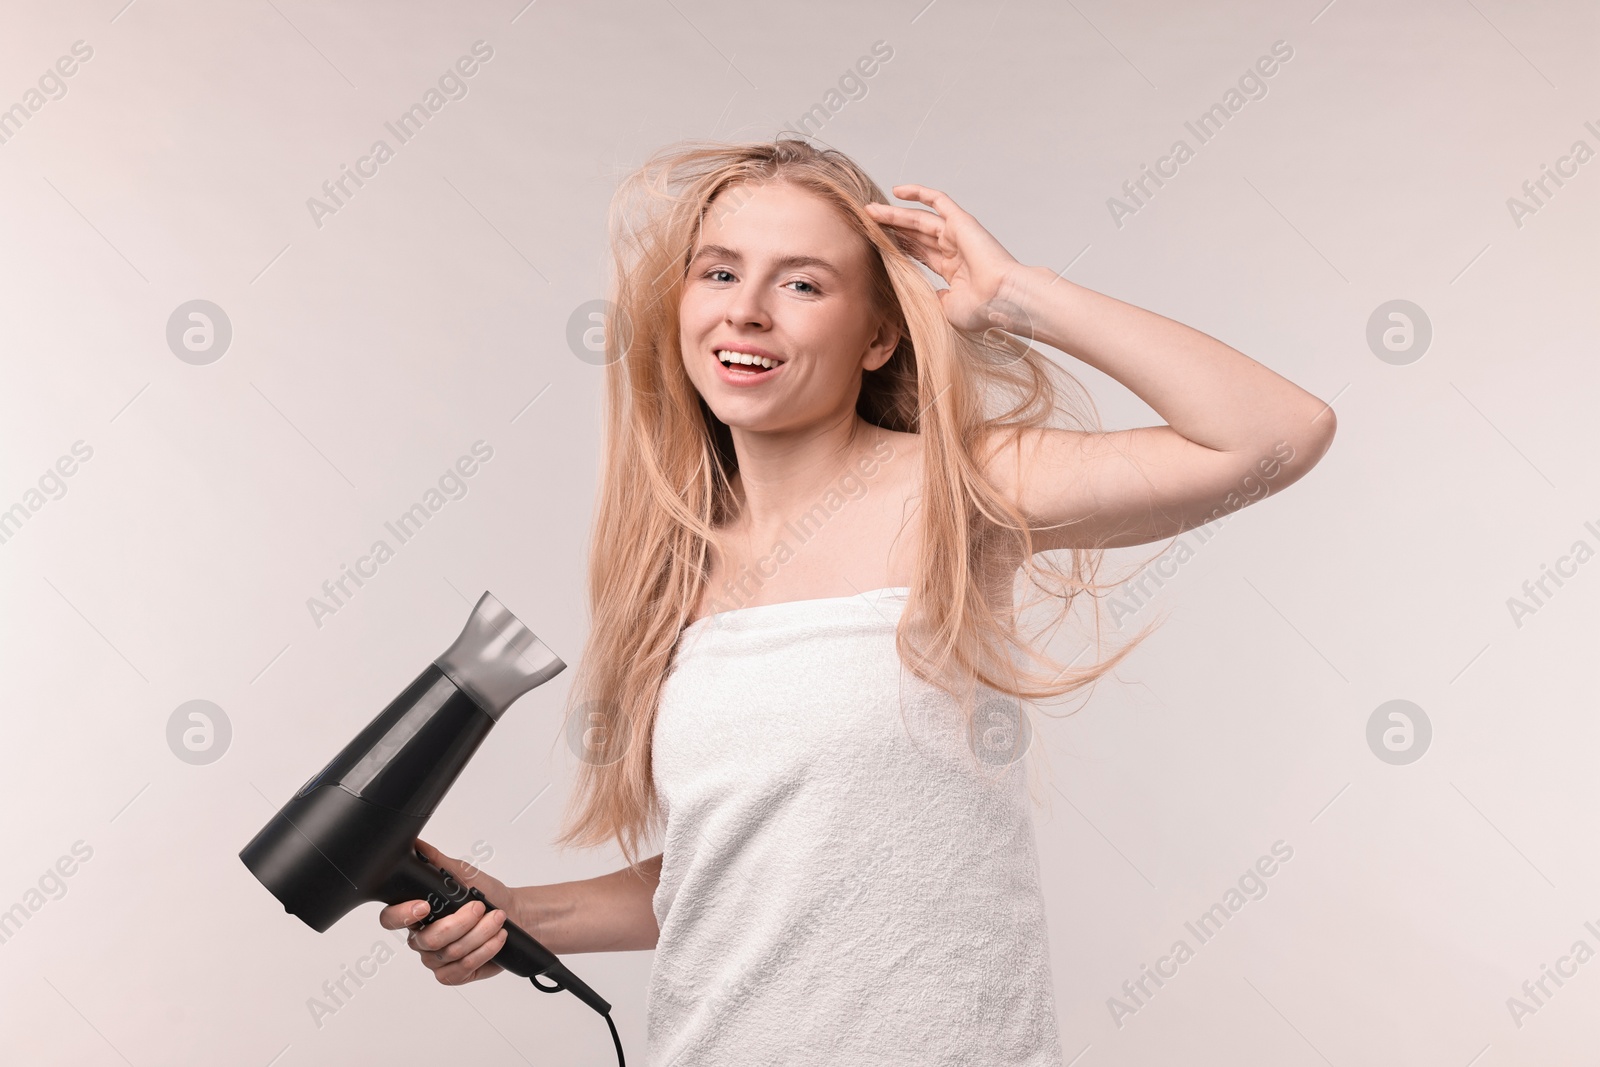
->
[381, 137, 1336, 1064]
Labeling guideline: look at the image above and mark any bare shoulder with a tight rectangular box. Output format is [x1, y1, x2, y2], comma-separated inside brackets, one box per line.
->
[879, 429, 1018, 618]
[873, 426, 923, 475]
[863, 427, 924, 583]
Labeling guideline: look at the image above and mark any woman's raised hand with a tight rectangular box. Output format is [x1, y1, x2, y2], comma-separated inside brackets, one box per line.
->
[864, 184, 1028, 335]
[378, 838, 515, 985]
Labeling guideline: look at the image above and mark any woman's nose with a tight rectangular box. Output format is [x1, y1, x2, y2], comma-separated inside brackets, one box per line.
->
[725, 288, 770, 329]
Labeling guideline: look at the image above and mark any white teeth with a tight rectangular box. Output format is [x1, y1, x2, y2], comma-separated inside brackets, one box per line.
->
[716, 350, 779, 369]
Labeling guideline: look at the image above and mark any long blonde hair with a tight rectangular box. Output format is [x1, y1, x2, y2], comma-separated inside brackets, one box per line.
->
[552, 136, 1161, 869]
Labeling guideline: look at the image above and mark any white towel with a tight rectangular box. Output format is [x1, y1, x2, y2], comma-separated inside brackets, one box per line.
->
[647, 586, 1063, 1066]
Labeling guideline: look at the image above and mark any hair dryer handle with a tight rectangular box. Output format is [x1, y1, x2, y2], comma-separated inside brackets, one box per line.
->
[385, 847, 612, 1016]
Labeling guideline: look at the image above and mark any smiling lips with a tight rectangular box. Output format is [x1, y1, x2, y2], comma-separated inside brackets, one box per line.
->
[712, 346, 786, 385]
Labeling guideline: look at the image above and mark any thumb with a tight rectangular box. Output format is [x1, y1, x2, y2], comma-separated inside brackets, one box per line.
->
[414, 838, 457, 870]
[420, 840, 488, 888]
[415, 838, 495, 890]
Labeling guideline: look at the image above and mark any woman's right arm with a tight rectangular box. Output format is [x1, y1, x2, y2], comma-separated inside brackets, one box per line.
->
[514, 853, 663, 955]
[382, 843, 663, 986]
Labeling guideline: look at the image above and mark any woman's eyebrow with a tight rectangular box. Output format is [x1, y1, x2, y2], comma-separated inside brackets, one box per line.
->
[688, 243, 843, 278]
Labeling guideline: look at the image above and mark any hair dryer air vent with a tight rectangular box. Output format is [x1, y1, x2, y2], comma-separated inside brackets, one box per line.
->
[435, 591, 565, 720]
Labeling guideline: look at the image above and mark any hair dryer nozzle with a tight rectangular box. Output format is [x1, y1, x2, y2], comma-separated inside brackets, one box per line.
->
[434, 591, 566, 720]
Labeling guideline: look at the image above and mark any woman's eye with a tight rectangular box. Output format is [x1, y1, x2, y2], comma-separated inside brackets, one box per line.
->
[702, 270, 816, 295]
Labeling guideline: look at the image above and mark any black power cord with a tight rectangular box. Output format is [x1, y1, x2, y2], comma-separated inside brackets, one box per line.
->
[529, 974, 625, 1066]
[603, 1011, 625, 1066]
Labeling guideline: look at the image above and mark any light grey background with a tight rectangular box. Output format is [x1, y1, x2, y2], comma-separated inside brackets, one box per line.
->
[1, 1, 1596, 1064]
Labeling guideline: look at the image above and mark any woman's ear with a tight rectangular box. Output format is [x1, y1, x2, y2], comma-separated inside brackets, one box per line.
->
[863, 317, 900, 372]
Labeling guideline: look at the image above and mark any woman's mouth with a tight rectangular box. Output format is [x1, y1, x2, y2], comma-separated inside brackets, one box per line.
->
[713, 348, 786, 385]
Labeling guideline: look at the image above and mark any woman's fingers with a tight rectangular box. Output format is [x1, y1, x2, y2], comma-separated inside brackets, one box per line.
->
[867, 205, 951, 275]
[414, 838, 450, 867]
[407, 901, 506, 960]
[866, 201, 943, 238]
[429, 904, 505, 965]
[378, 899, 431, 931]
[382, 841, 513, 985]
[436, 927, 508, 986]
[408, 899, 484, 955]
[415, 838, 492, 891]
[890, 183, 967, 219]
[417, 903, 509, 984]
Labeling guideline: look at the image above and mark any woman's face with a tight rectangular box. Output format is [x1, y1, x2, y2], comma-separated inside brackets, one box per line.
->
[678, 180, 898, 433]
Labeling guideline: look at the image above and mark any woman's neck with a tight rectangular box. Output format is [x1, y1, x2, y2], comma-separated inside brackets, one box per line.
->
[725, 415, 883, 537]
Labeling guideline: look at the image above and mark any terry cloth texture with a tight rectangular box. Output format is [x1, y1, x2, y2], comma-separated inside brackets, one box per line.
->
[647, 586, 1063, 1066]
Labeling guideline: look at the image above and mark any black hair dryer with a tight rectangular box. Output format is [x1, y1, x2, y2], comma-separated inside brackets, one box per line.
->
[240, 592, 625, 1061]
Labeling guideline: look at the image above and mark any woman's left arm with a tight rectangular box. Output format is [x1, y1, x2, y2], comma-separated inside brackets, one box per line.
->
[867, 184, 1337, 551]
